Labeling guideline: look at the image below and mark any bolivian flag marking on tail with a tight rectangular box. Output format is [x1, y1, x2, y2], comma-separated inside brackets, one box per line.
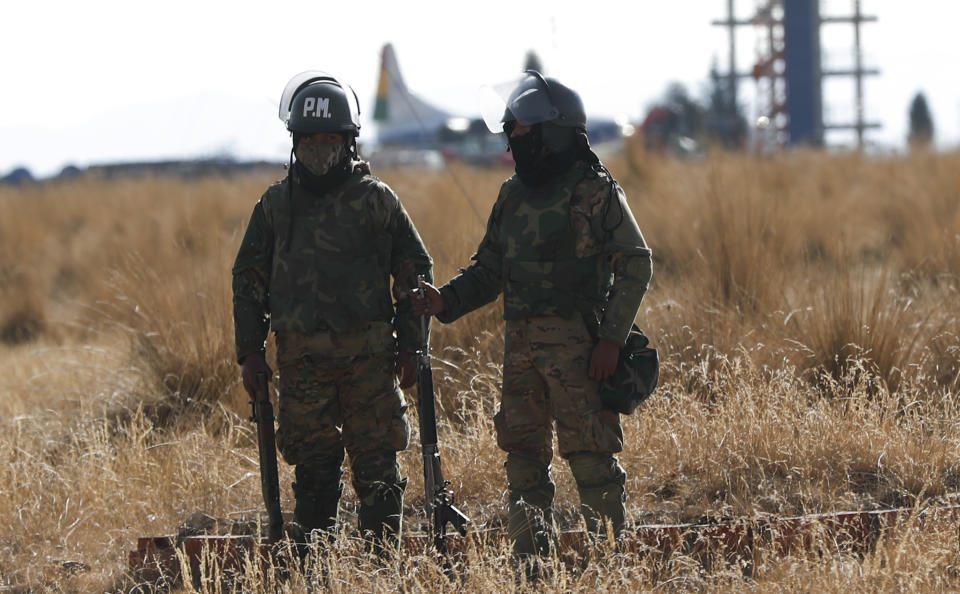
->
[371, 43, 452, 144]
[374, 45, 391, 121]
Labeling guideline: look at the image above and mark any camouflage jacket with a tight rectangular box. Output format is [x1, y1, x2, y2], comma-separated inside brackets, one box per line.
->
[437, 159, 651, 345]
[232, 164, 433, 363]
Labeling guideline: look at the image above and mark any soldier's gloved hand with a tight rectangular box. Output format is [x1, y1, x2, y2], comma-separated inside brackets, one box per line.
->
[240, 353, 273, 399]
[589, 338, 621, 381]
[412, 278, 445, 317]
[395, 350, 417, 389]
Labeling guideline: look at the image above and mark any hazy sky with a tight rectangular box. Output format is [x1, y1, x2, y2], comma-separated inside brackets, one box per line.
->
[2, 0, 958, 177]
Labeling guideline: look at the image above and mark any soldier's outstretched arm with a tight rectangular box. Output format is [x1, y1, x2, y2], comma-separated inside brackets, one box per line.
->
[232, 198, 274, 365]
[598, 185, 653, 345]
[434, 196, 506, 324]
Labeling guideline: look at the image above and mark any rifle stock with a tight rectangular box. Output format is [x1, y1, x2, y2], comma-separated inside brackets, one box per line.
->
[251, 372, 283, 543]
[415, 279, 469, 560]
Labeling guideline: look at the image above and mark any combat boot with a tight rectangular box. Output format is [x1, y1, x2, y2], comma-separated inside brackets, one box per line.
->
[356, 479, 406, 555]
[505, 453, 556, 563]
[568, 452, 627, 542]
[291, 483, 342, 538]
[352, 450, 406, 556]
[508, 495, 555, 584]
[289, 457, 345, 561]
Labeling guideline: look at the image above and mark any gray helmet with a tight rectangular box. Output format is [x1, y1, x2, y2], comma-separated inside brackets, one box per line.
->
[278, 71, 361, 136]
[481, 70, 586, 132]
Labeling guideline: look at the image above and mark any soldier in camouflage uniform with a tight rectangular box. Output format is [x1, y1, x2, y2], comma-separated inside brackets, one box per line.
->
[233, 72, 432, 550]
[415, 72, 652, 558]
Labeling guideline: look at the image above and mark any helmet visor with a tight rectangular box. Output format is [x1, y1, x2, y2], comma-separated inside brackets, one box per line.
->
[479, 72, 559, 133]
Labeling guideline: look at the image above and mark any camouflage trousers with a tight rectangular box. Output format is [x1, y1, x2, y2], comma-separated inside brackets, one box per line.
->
[495, 315, 623, 463]
[495, 315, 627, 553]
[274, 331, 410, 540]
[275, 332, 409, 463]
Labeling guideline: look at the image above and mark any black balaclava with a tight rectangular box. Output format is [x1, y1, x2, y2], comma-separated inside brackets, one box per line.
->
[507, 121, 586, 186]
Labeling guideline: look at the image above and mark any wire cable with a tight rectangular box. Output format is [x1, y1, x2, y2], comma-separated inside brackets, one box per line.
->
[387, 80, 489, 224]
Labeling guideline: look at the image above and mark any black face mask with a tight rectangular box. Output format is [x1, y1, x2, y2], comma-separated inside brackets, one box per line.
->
[508, 123, 581, 186]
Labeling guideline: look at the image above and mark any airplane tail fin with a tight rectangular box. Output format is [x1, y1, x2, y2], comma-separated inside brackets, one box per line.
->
[373, 45, 396, 122]
[373, 43, 451, 144]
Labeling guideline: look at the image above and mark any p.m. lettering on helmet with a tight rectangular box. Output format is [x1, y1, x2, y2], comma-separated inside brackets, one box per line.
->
[302, 97, 332, 119]
[280, 71, 361, 135]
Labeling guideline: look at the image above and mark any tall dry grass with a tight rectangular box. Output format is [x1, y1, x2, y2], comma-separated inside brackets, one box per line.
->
[2, 149, 960, 591]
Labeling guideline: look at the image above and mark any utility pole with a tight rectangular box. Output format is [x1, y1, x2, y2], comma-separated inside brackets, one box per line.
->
[712, 1, 788, 150]
[713, 0, 880, 150]
[821, 0, 880, 148]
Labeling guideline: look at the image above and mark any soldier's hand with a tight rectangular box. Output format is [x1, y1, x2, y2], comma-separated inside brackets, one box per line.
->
[241, 353, 273, 399]
[395, 350, 417, 389]
[412, 278, 446, 317]
[589, 338, 621, 381]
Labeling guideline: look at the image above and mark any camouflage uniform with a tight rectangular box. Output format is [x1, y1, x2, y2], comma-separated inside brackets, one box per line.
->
[436, 159, 651, 553]
[232, 163, 432, 541]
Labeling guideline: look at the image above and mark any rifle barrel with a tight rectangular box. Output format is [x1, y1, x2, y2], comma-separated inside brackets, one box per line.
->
[254, 373, 283, 543]
[413, 284, 469, 566]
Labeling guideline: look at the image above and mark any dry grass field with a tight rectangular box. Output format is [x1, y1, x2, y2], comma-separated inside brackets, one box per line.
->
[2, 145, 960, 592]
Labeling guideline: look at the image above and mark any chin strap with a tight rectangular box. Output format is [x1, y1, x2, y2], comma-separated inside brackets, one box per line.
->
[285, 146, 295, 252]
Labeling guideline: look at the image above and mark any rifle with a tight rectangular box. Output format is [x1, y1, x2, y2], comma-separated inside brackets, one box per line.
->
[414, 280, 469, 559]
[250, 372, 284, 543]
